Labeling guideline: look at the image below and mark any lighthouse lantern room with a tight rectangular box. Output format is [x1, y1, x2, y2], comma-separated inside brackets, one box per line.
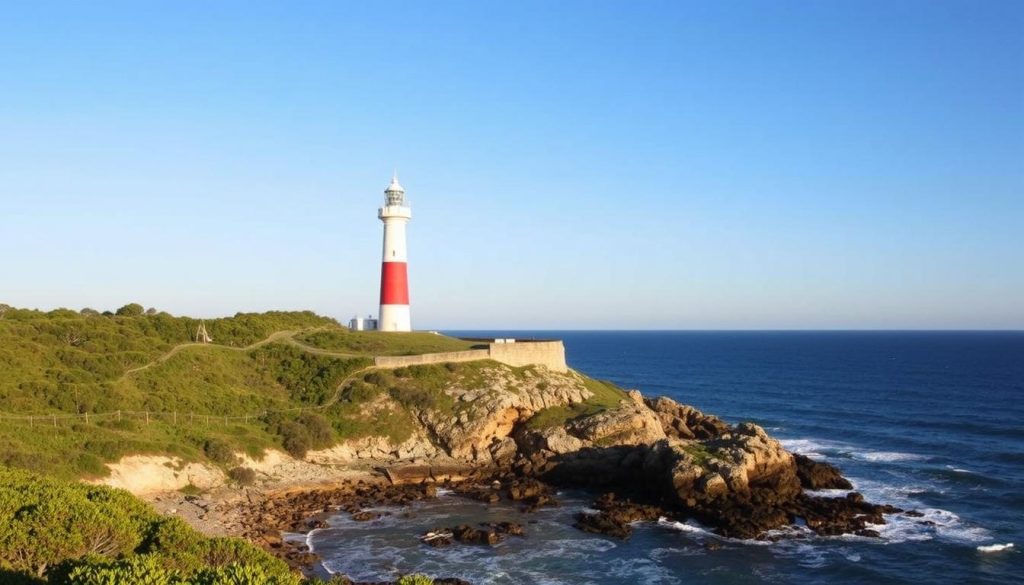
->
[378, 172, 412, 331]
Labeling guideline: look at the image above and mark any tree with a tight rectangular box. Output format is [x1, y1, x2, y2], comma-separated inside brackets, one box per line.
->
[115, 303, 145, 317]
[145, 307, 158, 316]
[80, 308, 100, 317]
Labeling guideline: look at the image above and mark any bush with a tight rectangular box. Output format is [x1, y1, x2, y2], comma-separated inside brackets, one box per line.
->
[227, 467, 256, 486]
[276, 422, 310, 458]
[270, 413, 333, 459]
[388, 386, 436, 410]
[203, 439, 238, 466]
[0, 468, 295, 584]
[115, 303, 145, 317]
[397, 576, 434, 585]
[63, 554, 178, 585]
[0, 468, 154, 578]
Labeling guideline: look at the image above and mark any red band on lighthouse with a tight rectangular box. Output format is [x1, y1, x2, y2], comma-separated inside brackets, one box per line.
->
[379, 262, 409, 305]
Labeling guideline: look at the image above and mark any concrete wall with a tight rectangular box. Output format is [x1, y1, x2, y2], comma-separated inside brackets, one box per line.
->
[374, 349, 490, 368]
[487, 340, 567, 372]
[373, 341, 567, 373]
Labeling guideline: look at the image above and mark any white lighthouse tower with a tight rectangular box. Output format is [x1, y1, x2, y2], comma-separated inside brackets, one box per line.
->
[378, 172, 412, 332]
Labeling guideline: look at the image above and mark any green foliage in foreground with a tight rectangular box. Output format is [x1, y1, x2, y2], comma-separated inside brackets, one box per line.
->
[0, 467, 297, 584]
[297, 329, 478, 356]
[525, 377, 628, 430]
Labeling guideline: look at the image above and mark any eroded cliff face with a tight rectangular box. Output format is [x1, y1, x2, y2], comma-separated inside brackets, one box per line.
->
[416, 366, 591, 464]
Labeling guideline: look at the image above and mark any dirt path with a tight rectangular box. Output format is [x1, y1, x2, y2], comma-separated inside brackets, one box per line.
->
[121, 329, 302, 377]
[119, 327, 378, 416]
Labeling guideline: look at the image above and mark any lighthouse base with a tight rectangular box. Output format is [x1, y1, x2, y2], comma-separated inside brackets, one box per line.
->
[379, 304, 411, 332]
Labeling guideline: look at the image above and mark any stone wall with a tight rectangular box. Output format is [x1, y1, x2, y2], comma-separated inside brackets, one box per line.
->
[374, 349, 490, 368]
[488, 340, 567, 372]
[373, 341, 567, 373]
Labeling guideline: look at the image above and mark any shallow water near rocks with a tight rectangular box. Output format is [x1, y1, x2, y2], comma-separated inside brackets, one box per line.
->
[308, 332, 1023, 584]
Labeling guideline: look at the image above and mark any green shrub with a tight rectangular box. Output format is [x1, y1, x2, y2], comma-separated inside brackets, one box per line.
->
[388, 386, 437, 410]
[396, 575, 434, 585]
[194, 562, 301, 585]
[0, 467, 297, 583]
[0, 468, 154, 577]
[63, 554, 178, 585]
[115, 303, 145, 317]
[203, 439, 238, 466]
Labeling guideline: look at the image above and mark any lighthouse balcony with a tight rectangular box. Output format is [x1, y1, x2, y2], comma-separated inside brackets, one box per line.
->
[378, 205, 412, 220]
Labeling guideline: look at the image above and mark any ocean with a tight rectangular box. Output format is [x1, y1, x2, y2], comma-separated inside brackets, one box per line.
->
[307, 332, 1024, 584]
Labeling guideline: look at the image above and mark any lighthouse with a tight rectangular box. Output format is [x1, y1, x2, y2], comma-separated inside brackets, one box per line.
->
[378, 172, 412, 332]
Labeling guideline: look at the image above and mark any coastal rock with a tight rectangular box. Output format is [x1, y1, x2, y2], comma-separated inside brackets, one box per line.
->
[644, 396, 729, 440]
[565, 399, 666, 446]
[307, 433, 440, 464]
[416, 368, 592, 464]
[793, 454, 854, 490]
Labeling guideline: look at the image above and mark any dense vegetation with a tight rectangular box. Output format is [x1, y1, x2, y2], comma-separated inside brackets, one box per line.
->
[0, 467, 437, 585]
[0, 467, 296, 584]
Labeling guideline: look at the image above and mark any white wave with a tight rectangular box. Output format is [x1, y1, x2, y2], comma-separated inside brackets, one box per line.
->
[977, 543, 1014, 553]
[657, 517, 778, 546]
[657, 517, 713, 536]
[868, 507, 991, 545]
[805, 487, 853, 498]
[851, 451, 928, 463]
[779, 437, 930, 466]
[778, 438, 833, 459]
[946, 465, 974, 474]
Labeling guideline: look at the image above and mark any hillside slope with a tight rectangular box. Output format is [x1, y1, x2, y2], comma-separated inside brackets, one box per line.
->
[0, 305, 613, 481]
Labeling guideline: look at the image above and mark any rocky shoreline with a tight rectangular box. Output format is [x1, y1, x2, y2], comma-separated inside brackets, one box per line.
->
[147, 388, 929, 584]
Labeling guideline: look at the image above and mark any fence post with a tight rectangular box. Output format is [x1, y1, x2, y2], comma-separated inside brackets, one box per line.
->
[117, 410, 121, 421]
[29, 416, 33, 428]
[173, 411, 177, 424]
[145, 411, 149, 424]
[190, 412, 194, 424]
[84, 412, 89, 425]
[52, 415, 56, 428]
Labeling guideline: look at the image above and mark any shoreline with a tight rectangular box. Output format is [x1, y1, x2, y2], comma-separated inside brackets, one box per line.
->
[141, 461, 493, 580]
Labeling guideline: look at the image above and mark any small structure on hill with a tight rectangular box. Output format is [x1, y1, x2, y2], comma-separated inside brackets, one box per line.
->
[349, 315, 379, 331]
[195, 321, 212, 344]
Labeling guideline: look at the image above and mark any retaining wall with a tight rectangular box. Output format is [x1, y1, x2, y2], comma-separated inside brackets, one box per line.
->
[373, 340, 567, 373]
[374, 349, 490, 368]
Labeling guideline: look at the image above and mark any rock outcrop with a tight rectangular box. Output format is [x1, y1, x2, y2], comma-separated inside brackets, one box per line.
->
[415, 366, 592, 464]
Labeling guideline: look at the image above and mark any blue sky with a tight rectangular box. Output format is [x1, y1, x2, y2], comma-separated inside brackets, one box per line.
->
[1, 1, 1021, 329]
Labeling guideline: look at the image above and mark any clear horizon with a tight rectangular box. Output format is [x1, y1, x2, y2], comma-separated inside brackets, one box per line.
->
[2, 1, 1022, 329]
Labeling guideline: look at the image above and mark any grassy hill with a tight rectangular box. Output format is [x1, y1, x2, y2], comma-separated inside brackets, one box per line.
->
[0, 304, 485, 479]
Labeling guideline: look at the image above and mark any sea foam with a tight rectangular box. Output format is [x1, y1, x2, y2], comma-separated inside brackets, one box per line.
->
[977, 543, 1014, 553]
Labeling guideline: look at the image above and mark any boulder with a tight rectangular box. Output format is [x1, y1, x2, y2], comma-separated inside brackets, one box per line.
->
[793, 454, 853, 490]
[644, 396, 729, 440]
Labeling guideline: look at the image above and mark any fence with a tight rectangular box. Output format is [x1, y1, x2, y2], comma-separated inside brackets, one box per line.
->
[0, 405, 328, 428]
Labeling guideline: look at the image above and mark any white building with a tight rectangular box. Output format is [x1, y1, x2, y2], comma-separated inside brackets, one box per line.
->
[349, 315, 378, 331]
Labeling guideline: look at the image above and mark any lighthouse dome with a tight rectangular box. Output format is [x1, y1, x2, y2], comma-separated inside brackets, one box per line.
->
[385, 173, 405, 193]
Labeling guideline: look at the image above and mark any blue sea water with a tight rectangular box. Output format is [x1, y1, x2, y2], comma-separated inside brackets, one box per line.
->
[309, 332, 1024, 584]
